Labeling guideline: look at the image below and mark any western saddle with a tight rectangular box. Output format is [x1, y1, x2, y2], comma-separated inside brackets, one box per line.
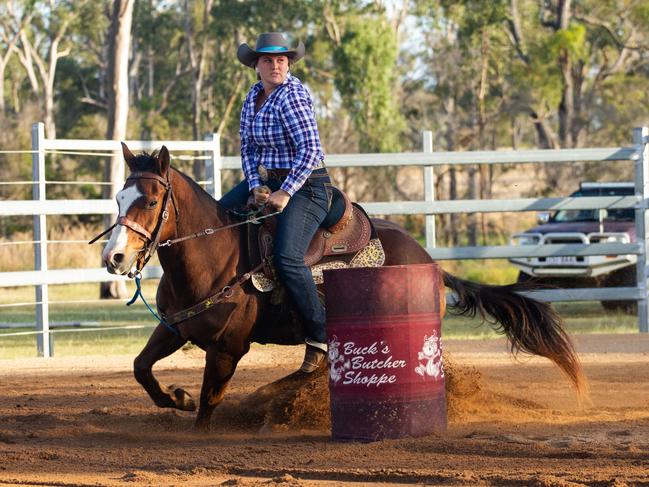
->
[248, 186, 384, 291]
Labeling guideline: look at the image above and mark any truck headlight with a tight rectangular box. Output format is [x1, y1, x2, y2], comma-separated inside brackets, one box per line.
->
[511, 234, 541, 245]
[604, 234, 629, 243]
[589, 234, 630, 244]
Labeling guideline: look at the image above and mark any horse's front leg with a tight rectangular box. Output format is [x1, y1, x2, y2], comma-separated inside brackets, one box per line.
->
[194, 345, 243, 430]
[133, 324, 196, 411]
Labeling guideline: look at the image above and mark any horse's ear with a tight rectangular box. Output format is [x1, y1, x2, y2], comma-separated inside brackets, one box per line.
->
[157, 146, 170, 177]
[121, 142, 136, 171]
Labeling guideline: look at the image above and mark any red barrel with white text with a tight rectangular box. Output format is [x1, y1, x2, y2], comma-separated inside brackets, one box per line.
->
[323, 263, 447, 441]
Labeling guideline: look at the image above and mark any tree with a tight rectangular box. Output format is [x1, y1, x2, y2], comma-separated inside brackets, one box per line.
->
[101, 0, 135, 300]
[408, 0, 649, 245]
[0, 2, 31, 116]
[334, 15, 404, 153]
[2, 1, 73, 139]
[183, 0, 213, 179]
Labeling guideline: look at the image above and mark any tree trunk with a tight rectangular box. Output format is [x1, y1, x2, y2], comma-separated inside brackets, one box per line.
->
[557, 0, 575, 148]
[531, 111, 560, 149]
[184, 0, 214, 181]
[101, 0, 135, 300]
[443, 97, 458, 246]
[0, 62, 6, 114]
[467, 166, 478, 246]
[43, 75, 56, 139]
[469, 28, 489, 246]
[0, 35, 19, 115]
[571, 59, 585, 147]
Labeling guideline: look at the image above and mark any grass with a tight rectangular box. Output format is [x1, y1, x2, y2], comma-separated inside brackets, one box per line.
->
[441, 259, 520, 285]
[443, 301, 637, 339]
[0, 281, 160, 359]
[0, 223, 104, 272]
[0, 281, 638, 359]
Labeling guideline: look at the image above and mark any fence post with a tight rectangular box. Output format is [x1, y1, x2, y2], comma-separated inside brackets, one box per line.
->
[422, 131, 436, 248]
[31, 122, 52, 356]
[204, 133, 222, 199]
[634, 126, 649, 333]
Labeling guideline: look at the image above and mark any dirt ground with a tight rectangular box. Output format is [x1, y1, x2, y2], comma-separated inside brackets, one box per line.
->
[1, 333, 649, 487]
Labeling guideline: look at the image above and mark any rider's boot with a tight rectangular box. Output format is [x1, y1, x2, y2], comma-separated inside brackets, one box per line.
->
[300, 338, 327, 373]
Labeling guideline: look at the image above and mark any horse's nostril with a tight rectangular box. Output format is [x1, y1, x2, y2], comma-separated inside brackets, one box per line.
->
[113, 253, 125, 265]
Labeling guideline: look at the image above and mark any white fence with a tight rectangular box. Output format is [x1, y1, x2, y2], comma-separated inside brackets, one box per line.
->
[1, 122, 648, 357]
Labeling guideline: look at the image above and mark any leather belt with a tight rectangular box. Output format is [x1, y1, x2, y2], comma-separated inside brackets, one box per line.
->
[265, 165, 328, 182]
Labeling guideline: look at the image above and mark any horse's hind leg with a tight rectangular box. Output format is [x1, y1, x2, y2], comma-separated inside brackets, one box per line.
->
[194, 345, 244, 430]
[133, 324, 196, 411]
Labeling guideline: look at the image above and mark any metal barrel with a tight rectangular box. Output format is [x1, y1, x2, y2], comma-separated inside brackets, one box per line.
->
[323, 263, 447, 441]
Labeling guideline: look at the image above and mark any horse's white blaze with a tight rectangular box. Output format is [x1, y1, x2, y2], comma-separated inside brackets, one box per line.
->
[104, 185, 142, 257]
[104, 226, 129, 257]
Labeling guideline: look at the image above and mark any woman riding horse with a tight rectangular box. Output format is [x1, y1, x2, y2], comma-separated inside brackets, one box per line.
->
[99, 145, 586, 430]
[220, 32, 330, 374]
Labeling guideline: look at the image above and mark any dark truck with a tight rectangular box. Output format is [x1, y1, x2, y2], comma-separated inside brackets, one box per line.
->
[509, 182, 637, 312]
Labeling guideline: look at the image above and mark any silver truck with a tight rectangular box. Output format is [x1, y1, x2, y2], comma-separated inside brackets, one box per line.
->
[509, 182, 636, 312]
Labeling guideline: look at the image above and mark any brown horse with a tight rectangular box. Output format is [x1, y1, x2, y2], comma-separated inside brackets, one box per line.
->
[100, 144, 586, 430]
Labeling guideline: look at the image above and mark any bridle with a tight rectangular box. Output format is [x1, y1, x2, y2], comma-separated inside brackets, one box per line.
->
[89, 171, 176, 277]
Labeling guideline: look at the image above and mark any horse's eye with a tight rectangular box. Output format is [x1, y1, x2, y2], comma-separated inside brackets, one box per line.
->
[148, 200, 158, 208]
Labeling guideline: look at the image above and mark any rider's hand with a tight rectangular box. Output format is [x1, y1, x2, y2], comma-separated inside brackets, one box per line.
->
[252, 185, 271, 206]
[268, 190, 291, 212]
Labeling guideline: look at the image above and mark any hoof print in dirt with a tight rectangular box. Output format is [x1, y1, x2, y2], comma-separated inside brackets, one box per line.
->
[89, 407, 110, 415]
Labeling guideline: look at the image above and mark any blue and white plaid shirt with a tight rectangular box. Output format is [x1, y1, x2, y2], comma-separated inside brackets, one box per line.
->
[240, 74, 325, 196]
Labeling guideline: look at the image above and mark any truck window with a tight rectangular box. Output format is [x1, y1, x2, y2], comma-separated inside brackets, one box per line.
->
[551, 187, 635, 223]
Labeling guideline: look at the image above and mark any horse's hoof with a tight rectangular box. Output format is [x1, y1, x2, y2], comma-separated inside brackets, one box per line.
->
[172, 387, 197, 411]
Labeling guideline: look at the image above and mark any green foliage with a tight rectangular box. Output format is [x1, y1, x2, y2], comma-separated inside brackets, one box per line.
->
[444, 0, 508, 36]
[550, 23, 588, 61]
[333, 15, 405, 152]
[1, 0, 649, 248]
[586, 72, 649, 147]
[511, 41, 563, 114]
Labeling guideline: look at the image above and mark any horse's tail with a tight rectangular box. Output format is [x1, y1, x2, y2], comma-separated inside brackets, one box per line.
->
[443, 272, 588, 399]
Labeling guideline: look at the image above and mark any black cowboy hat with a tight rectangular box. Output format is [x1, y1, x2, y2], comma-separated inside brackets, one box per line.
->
[237, 32, 305, 68]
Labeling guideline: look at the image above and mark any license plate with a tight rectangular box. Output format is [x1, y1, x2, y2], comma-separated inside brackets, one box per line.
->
[546, 256, 577, 265]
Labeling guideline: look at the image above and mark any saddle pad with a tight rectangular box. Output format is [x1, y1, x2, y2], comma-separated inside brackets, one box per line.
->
[251, 238, 386, 292]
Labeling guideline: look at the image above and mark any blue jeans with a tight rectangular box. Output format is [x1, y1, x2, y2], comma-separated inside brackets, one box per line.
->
[220, 174, 330, 344]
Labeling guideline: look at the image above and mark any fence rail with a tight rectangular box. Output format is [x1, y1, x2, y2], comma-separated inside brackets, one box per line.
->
[1, 122, 648, 357]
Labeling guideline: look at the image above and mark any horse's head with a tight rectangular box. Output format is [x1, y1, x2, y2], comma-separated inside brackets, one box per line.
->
[102, 143, 174, 275]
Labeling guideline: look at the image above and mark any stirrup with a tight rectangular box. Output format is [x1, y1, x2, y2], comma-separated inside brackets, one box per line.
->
[300, 344, 327, 373]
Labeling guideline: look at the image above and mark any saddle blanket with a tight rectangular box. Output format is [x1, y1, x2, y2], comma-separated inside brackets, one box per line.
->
[250, 238, 385, 292]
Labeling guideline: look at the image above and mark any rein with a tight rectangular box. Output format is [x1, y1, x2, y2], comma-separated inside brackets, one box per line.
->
[127, 260, 265, 336]
[158, 210, 280, 248]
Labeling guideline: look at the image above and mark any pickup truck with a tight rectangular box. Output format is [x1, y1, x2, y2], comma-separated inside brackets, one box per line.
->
[509, 182, 637, 312]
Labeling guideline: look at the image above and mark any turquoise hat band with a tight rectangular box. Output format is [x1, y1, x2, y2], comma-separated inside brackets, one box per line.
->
[257, 46, 289, 53]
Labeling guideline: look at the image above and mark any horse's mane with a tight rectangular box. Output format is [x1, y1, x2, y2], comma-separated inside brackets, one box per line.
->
[128, 151, 160, 171]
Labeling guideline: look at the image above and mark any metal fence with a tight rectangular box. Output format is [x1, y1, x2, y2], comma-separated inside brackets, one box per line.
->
[1, 122, 648, 357]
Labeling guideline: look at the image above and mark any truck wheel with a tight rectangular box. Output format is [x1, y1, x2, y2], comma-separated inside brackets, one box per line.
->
[600, 266, 637, 314]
